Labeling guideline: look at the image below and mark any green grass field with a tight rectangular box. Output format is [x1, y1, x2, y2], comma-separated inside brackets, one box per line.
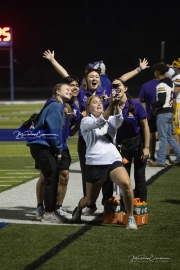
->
[0, 103, 180, 270]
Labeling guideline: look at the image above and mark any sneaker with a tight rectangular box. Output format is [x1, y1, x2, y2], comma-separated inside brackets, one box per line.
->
[148, 161, 166, 167]
[71, 207, 82, 223]
[83, 206, 97, 216]
[147, 158, 156, 165]
[150, 156, 156, 162]
[36, 206, 45, 220]
[126, 216, 138, 230]
[56, 207, 72, 219]
[42, 212, 66, 224]
[166, 155, 173, 165]
[171, 160, 180, 166]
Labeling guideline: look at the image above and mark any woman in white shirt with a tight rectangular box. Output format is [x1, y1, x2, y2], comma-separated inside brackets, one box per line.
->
[71, 94, 137, 229]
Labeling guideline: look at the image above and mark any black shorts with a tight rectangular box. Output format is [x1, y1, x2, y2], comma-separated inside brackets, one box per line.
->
[35, 150, 71, 171]
[57, 150, 71, 171]
[148, 119, 157, 133]
[85, 161, 124, 183]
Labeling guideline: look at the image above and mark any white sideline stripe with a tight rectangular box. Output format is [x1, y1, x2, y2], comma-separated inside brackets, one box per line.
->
[0, 101, 46, 105]
[6, 173, 39, 174]
[0, 170, 36, 171]
[0, 155, 30, 157]
[0, 176, 32, 178]
[0, 218, 84, 226]
[1, 145, 27, 147]
[0, 181, 22, 182]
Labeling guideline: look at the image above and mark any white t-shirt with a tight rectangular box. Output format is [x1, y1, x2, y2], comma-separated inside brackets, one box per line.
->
[80, 113, 123, 165]
[156, 82, 173, 108]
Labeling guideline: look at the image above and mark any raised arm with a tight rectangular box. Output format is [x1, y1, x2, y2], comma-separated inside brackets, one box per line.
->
[43, 50, 69, 78]
[120, 58, 150, 82]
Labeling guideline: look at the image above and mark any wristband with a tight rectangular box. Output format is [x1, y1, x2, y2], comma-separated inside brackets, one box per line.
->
[136, 67, 141, 73]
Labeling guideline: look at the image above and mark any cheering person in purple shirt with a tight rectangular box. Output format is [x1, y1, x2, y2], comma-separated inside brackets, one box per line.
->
[112, 78, 150, 209]
[43, 49, 149, 215]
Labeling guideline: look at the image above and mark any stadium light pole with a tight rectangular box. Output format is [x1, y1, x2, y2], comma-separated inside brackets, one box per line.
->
[160, 41, 165, 63]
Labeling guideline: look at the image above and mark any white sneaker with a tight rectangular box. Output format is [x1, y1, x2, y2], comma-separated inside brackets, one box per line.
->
[56, 207, 72, 219]
[42, 212, 66, 224]
[166, 159, 173, 166]
[126, 216, 138, 230]
[83, 206, 97, 216]
[36, 206, 45, 220]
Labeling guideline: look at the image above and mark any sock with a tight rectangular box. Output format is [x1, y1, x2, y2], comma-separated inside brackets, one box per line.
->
[55, 205, 62, 210]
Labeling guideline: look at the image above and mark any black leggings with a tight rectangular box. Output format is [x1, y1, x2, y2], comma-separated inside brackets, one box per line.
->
[30, 144, 59, 212]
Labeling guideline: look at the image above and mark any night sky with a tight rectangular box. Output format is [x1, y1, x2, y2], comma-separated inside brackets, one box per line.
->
[0, 0, 179, 94]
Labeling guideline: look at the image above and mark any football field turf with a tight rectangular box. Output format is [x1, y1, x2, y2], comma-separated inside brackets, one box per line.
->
[0, 103, 180, 270]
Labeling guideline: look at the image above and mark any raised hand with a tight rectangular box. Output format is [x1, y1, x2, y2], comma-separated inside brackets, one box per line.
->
[139, 58, 150, 70]
[100, 90, 110, 102]
[43, 50, 54, 61]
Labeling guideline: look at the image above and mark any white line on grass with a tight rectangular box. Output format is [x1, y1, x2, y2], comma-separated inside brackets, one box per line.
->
[0, 176, 33, 178]
[0, 155, 30, 157]
[0, 170, 36, 171]
[0, 101, 45, 105]
[0, 180, 22, 182]
[6, 173, 39, 174]
[0, 145, 28, 147]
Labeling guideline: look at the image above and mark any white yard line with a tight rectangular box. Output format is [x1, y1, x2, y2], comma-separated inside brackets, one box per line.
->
[0, 170, 36, 171]
[6, 173, 39, 174]
[0, 176, 33, 178]
[0, 155, 30, 157]
[0, 181, 22, 182]
[0, 101, 46, 105]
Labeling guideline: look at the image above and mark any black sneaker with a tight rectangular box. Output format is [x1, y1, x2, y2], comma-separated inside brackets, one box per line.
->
[71, 207, 82, 223]
[150, 156, 156, 162]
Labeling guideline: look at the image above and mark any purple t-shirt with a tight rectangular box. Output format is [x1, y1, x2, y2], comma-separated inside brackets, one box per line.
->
[138, 79, 158, 120]
[77, 85, 111, 112]
[77, 84, 112, 136]
[100, 74, 111, 87]
[116, 99, 148, 142]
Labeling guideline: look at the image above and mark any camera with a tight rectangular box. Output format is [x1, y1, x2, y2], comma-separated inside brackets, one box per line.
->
[112, 84, 119, 89]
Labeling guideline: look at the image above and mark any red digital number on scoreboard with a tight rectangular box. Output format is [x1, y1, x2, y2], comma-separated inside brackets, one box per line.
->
[0, 27, 12, 47]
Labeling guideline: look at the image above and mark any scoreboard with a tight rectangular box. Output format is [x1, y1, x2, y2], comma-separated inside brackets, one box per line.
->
[0, 27, 12, 47]
[0, 26, 14, 100]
